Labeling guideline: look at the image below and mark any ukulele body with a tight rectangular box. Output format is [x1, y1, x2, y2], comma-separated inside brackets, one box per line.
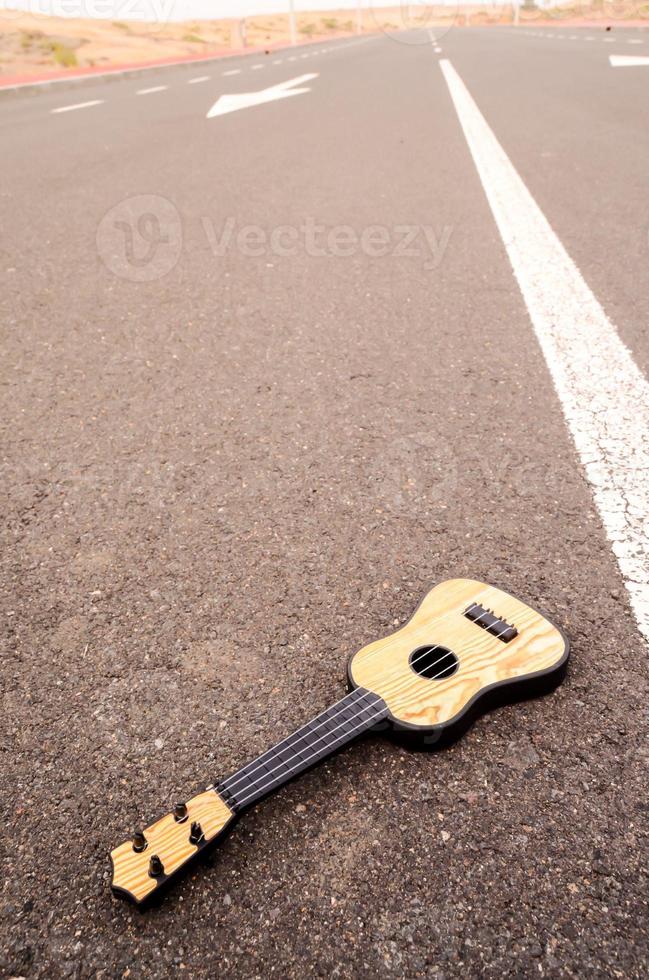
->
[347, 578, 569, 745]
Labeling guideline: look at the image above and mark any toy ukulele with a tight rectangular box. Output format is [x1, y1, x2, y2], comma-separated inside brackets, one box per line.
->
[110, 578, 569, 904]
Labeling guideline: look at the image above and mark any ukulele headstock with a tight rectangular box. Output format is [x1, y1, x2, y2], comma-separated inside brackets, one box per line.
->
[110, 789, 233, 905]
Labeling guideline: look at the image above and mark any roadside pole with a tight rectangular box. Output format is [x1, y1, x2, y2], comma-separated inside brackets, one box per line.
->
[356, 0, 362, 35]
[514, 1, 520, 26]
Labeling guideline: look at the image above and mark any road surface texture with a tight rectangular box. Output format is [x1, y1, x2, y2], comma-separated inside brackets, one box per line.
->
[2, 24, 649, 979]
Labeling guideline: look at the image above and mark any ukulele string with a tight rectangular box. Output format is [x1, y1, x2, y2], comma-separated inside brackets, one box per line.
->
[342, 590, 509, 689]
[219, 612, 479, 799]
[230, 704, 389, 810]
[374, 617, 514, 707]
[352, 592, 517, 697]
[220, 603, 487, 798]
[230, 616, 515, 811]
[221, 602, 484, 791]
[225, 628, 498, 811]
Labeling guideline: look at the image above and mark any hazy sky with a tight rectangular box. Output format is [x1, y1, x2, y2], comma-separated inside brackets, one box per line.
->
[0, 0, 471, 23]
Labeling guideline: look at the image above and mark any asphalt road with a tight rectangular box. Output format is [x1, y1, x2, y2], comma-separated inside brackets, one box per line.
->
[2, 24, 649, 979]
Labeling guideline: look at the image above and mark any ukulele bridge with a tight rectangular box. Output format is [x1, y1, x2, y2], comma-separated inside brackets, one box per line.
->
[464, 603, 518, 643]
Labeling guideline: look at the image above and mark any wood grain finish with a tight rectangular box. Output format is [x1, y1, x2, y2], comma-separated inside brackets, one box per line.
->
[349, 579, 566, 729]
[110, 790, 233, 903]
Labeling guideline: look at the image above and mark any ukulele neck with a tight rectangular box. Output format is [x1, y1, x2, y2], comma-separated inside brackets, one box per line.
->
[215, 687, 388, 812]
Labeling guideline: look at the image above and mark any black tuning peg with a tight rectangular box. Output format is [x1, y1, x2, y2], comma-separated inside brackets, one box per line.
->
[148, 854, 165, 878]
[173, 802, 188, 823]
[189, 821, 204, 846]
[132, 830, 147, 853]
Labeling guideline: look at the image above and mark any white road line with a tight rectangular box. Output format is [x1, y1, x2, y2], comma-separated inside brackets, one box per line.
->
[137, 85, 167, 94]
[273, 59, 283, 64]
[628, 38, 644, 44]
[51, 99, 103, 113]
[223, 68, 241, 76]
[440, 57, 649, 644]
[252, 63, 264, 69]
[610, 54, 649, 67]
[434, 47, 442, 54]
[188, 75, 210, 84]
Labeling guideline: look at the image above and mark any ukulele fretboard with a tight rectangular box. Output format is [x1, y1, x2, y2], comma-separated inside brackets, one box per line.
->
[216, 687, 388, 811]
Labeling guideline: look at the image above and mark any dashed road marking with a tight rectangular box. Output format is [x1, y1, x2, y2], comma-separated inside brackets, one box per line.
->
[610, 54, 649, 67]
[440, 57, 649, 645]
[35, 37, 372, 113]
[51, 99, 103, 113]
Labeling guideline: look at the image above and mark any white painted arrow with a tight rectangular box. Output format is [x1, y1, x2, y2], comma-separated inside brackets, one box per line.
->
[207, 73, 318, 118]
[609, 54, 649, 67]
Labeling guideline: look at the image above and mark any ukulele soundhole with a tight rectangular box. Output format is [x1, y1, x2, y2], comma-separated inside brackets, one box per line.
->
[409, 645, 459, 680]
